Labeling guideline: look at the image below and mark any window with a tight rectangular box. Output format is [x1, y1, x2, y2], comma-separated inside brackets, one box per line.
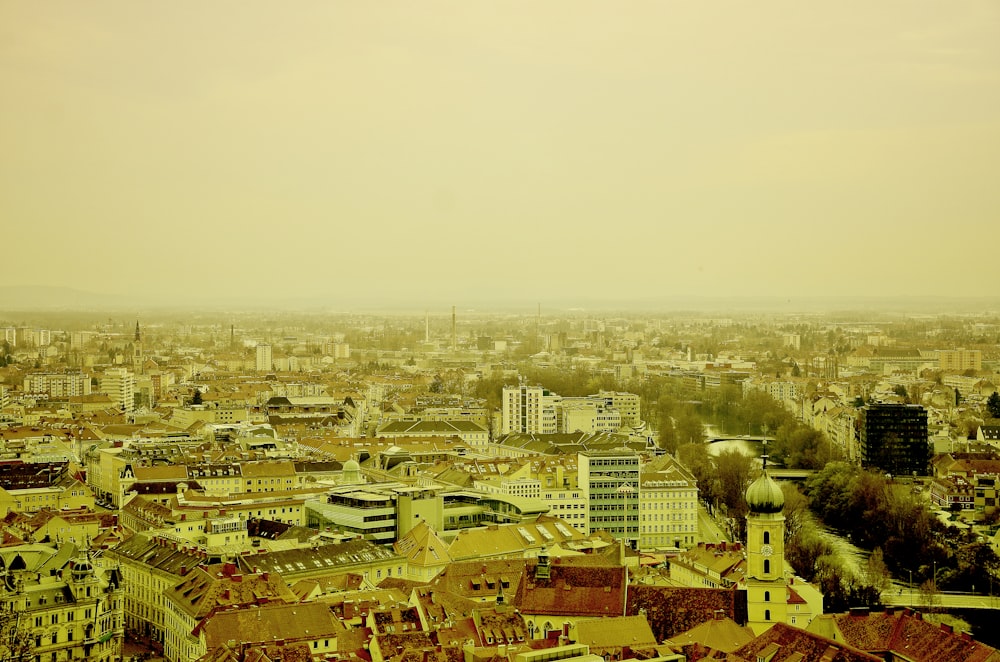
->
[764, 560, 770, 574]
[763, 531, 770, 544]
[764, 591, 770, 602]
[764, 609, 771, 621]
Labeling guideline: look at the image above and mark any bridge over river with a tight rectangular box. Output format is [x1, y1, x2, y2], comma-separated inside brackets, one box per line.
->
[705, 436, 817, 480]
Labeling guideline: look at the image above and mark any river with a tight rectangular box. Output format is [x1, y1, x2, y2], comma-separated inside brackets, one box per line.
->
[701, 426, 887, 585]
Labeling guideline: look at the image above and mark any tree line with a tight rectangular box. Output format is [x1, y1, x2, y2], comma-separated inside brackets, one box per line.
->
[801, 462, 1000, 596]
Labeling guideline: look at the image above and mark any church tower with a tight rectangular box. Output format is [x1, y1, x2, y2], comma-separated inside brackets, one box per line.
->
[132, 320, 143, 375]
[744, 461, 787, 634]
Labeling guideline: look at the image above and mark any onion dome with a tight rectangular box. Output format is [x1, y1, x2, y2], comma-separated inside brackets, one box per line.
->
[745, 472, 784, 514]
[343, 459, 360, 472]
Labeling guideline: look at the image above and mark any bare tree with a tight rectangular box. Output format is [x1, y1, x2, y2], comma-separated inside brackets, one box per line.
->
[863, 547, 892, 597]
[918, 579, 940, 612]
[0, 608, 34, 662]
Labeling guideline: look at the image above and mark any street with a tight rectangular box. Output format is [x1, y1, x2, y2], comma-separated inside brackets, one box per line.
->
[698, 504, 731, 544]
[882, 590, 1000, 610]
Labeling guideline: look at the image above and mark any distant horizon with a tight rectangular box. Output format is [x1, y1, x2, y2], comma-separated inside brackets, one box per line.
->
[2, 284, 1000, 317]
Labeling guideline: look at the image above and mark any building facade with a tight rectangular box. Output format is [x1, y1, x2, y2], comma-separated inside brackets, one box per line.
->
[0, 545, 123, 662]
[502, 385, 560, 435]
[859, 403, 930, 476]
[255, 343, 272, 372]
[579, 450, 640, 546]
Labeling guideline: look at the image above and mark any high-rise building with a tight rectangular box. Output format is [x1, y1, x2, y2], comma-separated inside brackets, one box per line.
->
[501, 384, 560, 435]
[99, 367, 135, 412]
[579, 449, 640, 547]
[255, 343, 272, 372]
[859, 403, 930, 476]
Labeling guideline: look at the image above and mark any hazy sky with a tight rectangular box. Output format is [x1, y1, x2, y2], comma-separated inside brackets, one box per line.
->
[2, 2, 999, 307]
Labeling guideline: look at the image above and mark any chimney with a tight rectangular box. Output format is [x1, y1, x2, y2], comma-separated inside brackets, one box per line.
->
[940, 623, 953, 634]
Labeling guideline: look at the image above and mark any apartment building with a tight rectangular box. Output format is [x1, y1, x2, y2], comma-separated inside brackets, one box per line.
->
[502, 384, 560, 435]
[255, 343, 272, 372]
[593, 390, 642, 428]
[23, 371, 93, 398]
[638, 455, 699, 550]
[161, 564, 299, 662]
[109, 534, 218, 646]
[0, 464, 94, 516]
[502, 386, 642, 436]
[559, 399, 622, 434]
[98, 367, 135, 412]
[939, 348, 982, 373]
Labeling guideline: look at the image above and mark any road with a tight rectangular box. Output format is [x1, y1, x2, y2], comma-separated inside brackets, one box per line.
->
[698, 504, 731, 544]
[882, 590, 1000, 610]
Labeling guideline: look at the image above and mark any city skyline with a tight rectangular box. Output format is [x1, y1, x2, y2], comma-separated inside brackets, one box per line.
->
[2, 1, 999, 305]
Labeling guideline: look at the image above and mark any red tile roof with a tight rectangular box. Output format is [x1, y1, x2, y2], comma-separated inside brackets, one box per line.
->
[733, 622, 881, 662]
[823, 609, 1000, 662]
[514, 562, 625, 617]
[626, 585, 744, 643]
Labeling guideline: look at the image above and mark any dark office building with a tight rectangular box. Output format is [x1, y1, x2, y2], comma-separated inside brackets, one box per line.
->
[859, 403, 931, 476]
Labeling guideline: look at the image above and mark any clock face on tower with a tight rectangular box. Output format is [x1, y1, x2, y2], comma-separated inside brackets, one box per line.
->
[761, 544, 773, 557]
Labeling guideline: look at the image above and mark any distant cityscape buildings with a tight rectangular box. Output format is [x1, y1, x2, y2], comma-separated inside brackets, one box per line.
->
[501, 384, 642, 435]
[0, 310, 998, 660]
